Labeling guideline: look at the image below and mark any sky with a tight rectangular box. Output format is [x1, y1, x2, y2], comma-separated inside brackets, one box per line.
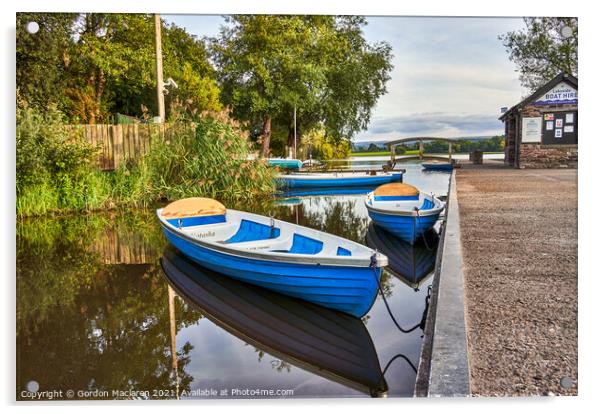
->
[164, 15, 527, 143]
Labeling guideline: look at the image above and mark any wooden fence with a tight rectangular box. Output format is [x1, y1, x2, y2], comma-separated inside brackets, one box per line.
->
[90, 226, 158, 265]
[66, 123, 196, 170]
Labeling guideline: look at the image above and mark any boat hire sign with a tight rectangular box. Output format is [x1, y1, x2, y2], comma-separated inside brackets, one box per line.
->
[534, 82, 578, 106]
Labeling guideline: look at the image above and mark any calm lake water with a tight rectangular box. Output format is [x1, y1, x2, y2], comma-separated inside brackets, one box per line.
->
[16, 161, 450, 400]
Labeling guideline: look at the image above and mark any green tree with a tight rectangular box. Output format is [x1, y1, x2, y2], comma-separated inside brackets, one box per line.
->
[212, 15, 393, 157]
[499, 17, 578, 91]
[318, 16, 393, 142]
[16, 13, 221, 124]
[160, 22, 222, 121]
[16, 13, 78, 112]
[301, 127, 351, 160]
[367, 143, 380, 152]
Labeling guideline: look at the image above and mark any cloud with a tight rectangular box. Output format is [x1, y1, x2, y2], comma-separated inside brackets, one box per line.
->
[162, 15, 527, 142]
[353, 112, 504, 143]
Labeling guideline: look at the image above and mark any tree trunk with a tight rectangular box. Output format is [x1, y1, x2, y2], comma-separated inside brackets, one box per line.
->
[260, 116, 272, 158]
[95, 68, 106, 123]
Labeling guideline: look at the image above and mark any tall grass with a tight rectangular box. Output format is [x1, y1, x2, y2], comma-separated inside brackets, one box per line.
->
[16, 103, 276, 218]
[143, 115, 275, 202]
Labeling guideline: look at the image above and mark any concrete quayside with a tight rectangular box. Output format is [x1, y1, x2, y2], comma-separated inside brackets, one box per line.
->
[416, 165, 577, 397]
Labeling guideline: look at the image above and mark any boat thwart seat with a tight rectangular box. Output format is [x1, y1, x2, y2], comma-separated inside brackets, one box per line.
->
[224, 219, 281, 243]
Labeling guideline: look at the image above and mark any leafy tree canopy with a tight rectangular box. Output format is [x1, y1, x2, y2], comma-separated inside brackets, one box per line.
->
[211, 15, 393, 156]
[17, 13, 221, 123]
[17, 13, 78, 112]
[500, 17, 577, 92]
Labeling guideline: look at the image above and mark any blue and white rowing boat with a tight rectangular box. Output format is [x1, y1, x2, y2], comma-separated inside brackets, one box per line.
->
[421, 161, 453, 171]
[364, 183, 445, 245]
[277, 171, 402, 189]
[157, 198, 388, 317]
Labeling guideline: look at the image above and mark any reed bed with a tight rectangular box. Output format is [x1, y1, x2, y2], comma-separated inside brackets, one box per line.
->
[17, 103, 276, 218]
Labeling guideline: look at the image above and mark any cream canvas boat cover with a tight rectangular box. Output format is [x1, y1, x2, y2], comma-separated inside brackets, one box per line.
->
[161, 197, 226, 218]
[374, 183, 419, 197]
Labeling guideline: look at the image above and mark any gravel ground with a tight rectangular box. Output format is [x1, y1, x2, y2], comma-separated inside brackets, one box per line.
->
[455, 167, 577, 396]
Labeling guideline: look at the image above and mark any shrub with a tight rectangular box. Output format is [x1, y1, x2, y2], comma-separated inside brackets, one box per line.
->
[16, 103, 276, 217]
[16, 96, 108, 216]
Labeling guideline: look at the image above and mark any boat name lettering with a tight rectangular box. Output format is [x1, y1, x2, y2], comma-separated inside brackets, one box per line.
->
[196, 230, 215, 238]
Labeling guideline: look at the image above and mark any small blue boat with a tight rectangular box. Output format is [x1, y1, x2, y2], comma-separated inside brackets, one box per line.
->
[267, 158, 303, 170]
[421, 161, 453, 171]
[365, 183, 445, 245]
[277, 171, 402, 189]
[157, 198, 388, 317]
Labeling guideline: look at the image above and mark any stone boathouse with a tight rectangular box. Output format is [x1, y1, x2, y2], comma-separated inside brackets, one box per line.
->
[500, 72, 577, 168]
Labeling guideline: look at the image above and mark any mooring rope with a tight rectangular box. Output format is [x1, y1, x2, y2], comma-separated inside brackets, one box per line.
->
[414, 194, 437, 251]
[372, 352, 418, 398]
[370, 255, 430, 334]
[369, 255, 434, 390]
[382, 353, 418, 374]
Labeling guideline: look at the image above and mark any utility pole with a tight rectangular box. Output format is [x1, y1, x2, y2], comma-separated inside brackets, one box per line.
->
[293, 106, 297, 159]
[154, 14, 165, 122]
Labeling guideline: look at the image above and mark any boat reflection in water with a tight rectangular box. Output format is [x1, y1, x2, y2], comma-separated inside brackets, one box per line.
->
[278, 185, 380, 199]
[366, 223, 439, 290]
[160, 247, 389, 397]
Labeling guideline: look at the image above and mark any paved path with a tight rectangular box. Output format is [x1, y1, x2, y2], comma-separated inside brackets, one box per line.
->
[455, 168, 577, 396]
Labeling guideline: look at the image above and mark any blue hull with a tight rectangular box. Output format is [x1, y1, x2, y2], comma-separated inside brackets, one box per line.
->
[422, 163, 453, 171]
[279, 173, 402, 189]
[367, 210, 439, 245]
[161, 226, 382, 318]
[267, 159, 303, 170]
[279, 185, 378, 198]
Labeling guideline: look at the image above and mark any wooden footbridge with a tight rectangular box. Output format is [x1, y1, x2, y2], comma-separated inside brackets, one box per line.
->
[386, 137, 457, 169]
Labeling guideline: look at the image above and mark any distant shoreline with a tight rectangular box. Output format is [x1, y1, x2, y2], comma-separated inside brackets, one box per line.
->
[351, 151, 504, 157]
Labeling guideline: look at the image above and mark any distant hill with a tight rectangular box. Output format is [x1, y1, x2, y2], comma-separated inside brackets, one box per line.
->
[352, 135, 497, 150]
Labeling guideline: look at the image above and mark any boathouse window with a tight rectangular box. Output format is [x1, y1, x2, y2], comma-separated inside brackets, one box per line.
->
[542, 111, 578, 145]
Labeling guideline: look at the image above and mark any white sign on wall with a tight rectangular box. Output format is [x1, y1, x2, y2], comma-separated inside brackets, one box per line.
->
[534, 82, 578, 106]
[522, 117, 542, 143]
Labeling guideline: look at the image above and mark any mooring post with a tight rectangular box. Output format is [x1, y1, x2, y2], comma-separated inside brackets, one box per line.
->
[419, 140, 424, 160]
[448, 141, 452, 162]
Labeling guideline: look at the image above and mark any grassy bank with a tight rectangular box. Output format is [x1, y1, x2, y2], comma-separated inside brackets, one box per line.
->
[16, 103, 276, 218]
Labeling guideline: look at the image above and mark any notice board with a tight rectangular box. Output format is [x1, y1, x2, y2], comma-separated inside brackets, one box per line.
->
[521, 117, 542, 143]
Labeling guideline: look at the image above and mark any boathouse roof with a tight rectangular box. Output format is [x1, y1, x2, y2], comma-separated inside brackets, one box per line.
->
[499, 72, 578, 121]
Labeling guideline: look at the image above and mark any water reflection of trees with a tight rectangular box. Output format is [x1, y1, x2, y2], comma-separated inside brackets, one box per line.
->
[16, 213, 200, 399]
[251, 347, 292, 373]
[17, 200, 397, 397]
[273, 198, 369, 243]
